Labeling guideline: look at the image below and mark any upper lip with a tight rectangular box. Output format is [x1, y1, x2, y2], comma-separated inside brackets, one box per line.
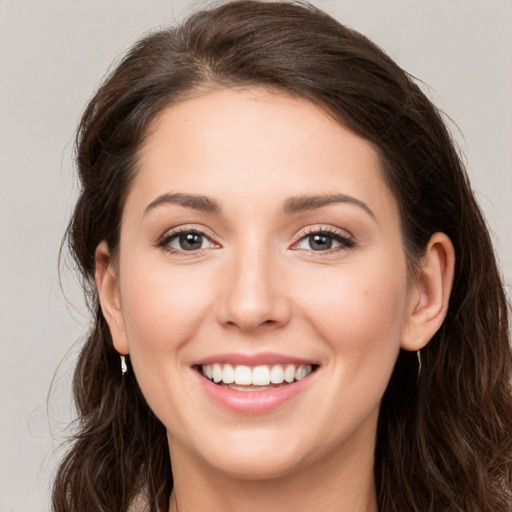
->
[191, 352, 319, 367]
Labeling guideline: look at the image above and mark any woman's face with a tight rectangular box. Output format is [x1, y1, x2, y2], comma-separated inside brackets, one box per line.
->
[105, 88, 418, 480]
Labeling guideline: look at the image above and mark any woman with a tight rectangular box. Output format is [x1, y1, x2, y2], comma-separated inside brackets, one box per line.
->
[53, 1, 512, 511]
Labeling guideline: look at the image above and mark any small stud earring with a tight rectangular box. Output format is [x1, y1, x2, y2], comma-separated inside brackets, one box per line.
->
[416, 350, 422, 378]
[120, 355, 127, 375]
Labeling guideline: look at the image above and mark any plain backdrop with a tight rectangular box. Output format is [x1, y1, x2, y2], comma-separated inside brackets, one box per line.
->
[0, 1, 510, 510]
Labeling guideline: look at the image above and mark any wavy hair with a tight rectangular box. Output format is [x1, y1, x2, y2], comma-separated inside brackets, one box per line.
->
[53, 2, 512, 511]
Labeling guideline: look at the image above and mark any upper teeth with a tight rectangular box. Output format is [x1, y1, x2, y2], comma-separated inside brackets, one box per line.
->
[201, 363, 313, 386]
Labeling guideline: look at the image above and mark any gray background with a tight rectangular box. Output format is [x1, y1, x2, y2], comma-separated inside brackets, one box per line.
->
[1, 1, 510, 510]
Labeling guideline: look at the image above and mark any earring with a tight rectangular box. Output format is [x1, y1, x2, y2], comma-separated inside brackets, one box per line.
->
[120, 355, 127, 375]
[416, 350, 422, 378]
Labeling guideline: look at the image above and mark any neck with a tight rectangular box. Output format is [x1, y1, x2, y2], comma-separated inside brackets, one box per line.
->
[167, 432, 378, 512]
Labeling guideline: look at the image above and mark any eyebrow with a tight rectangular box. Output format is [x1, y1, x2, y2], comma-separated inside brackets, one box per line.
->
[282, 193, 376, 220]
[144, 192, 221, 215]
[144, 191, 375, 220]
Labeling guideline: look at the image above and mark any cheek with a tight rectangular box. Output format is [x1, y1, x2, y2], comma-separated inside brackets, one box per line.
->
[298, 258, 408, 365]
[116, 257, 218, 429]
[119, 258, 213, 356]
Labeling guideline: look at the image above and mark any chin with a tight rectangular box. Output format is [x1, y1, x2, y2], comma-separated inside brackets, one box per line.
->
[177, 424, 312, 480]
[207, 448, 307, 481]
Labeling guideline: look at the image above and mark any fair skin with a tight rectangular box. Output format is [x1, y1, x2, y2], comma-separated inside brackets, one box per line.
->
[96, 88, 454, 512]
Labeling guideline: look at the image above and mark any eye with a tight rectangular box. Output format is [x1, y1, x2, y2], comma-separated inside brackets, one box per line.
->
[159, 229, 217, 253]
[293, 229, 355, 252]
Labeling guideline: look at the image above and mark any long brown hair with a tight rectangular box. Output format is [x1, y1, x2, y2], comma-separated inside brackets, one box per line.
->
[53, 2, 512, 511]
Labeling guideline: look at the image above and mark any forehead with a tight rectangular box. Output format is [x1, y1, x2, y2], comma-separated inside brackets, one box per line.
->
[127, 87, 397, 222]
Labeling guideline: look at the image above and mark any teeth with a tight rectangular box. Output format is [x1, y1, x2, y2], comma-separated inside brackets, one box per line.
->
[234, 365, 252, 385]
[212, 363, 222, 383]
[252, 365, 270, 385]
[295, 365, 308, 380]
[201, 363, 313, 386]
[270, 364, 285, 384]
[223, 364, 235, 384]
[284, 364, 295, 383]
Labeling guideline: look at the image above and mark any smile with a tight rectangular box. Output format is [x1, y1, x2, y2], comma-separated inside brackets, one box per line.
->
[194, 357, 319, 414]
[200, 363, 314, 389]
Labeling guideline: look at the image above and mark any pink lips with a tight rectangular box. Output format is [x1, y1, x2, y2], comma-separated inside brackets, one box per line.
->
[192, 352, 316, 367]
[193, 352, 318, 414]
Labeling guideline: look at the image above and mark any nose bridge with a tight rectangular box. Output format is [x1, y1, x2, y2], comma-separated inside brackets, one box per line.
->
[217, 235, 288, 331]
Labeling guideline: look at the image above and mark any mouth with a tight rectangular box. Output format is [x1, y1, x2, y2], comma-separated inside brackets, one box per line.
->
[196, 363, 318, 392]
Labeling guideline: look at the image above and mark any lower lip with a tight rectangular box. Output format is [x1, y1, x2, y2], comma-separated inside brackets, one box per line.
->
[195, 370, 316, 414]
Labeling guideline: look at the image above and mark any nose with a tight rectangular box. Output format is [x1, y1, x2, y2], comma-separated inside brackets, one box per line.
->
[215, 245, 291, 332]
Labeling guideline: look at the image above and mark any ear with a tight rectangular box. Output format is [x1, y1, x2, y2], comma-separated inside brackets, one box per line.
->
[401, 232, 455, 351]
[95, 241, 129, 355]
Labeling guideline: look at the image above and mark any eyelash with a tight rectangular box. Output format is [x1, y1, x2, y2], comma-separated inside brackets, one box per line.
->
[157, 226, 356, 255]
